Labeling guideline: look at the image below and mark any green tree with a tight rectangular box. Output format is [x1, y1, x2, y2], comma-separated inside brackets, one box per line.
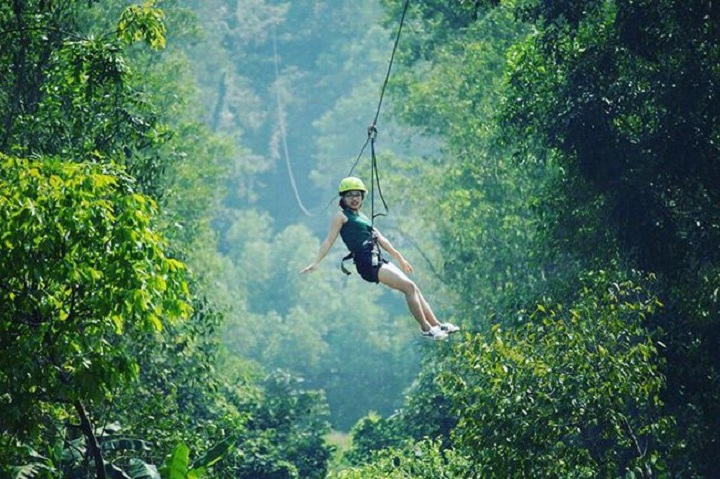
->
[1, 0, 173, 197]
[387, 0, 720, 474]
[442, 272, 672, 478]
[0, 0, 78, 151]
[215, 369, 333, 479]
[378, 1, 549, 322]
[0, 154, 191, 476]
[478, 0, 720, 473]
[1, 1, 340, 477]
[329, 439, 470, 479]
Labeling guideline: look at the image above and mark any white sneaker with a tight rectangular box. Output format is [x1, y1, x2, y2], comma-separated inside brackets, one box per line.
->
[421, 325, 448, 340]
[439, 322, 460, 334]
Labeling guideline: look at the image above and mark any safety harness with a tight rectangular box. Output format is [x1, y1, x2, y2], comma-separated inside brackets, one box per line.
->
[340, 231, 381, 276]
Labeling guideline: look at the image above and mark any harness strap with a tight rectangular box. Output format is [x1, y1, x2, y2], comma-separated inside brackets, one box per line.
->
[340, 233, 382, 275]
[370, 231, 382, 267]
[340, 252, 354, 275]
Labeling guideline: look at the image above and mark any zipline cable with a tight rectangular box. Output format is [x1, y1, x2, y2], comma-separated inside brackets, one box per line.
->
[371, 0, 411, 129]
[359, 0, 411, 225]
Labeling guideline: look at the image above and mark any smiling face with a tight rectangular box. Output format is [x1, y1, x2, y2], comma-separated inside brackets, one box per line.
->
[342, 190, 364, 209]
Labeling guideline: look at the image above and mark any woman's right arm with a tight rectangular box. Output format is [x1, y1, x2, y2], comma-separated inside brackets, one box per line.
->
[299, 212, 345, 274]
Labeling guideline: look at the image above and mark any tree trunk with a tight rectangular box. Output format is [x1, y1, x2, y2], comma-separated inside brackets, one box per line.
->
[74, 399, 106, 479]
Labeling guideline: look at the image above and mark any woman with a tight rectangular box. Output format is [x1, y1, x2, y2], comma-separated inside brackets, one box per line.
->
[300, 177, 459, 340]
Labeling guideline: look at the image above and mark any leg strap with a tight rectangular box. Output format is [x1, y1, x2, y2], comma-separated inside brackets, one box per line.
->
[340, 252, 354, 275]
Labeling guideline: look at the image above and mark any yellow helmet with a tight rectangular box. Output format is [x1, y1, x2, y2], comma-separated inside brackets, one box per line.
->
[338, 176, 367, 195]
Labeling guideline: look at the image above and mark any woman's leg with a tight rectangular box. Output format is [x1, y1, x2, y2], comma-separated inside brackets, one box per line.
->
[417, 290, 441, 328]
[377, 262, 433, 331]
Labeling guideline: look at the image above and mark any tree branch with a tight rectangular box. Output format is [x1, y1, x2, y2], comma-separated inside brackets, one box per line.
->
[73, 399, 106, 479]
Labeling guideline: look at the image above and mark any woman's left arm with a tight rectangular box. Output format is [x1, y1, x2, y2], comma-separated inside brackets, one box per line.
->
[375, 229, 413, 274]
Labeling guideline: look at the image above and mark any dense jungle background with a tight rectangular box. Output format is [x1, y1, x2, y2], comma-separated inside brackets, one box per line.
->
[1, 0, 719, 477]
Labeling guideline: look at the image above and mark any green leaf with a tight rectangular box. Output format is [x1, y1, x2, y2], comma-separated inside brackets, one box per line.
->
[160, 444, 190, 479]
[12, 463, 56, 479]
[102, 438, 152, 454]
[190, 434, 238, 471]
[117, 1, 167, 50]
[105, 462, 133, 479]
[127, 459, 161, 479]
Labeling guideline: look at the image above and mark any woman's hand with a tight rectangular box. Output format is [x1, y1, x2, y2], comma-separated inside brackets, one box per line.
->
[398, 257, 414, 274]
[375, 229, 413, 274]
[300, 213, 344, 276]
[300, 263, 318, 274]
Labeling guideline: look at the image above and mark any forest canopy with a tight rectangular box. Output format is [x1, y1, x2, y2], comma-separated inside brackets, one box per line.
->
[1, 0, 718, 478]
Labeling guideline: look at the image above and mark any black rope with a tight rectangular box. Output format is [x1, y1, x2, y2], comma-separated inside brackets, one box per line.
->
[356, 0, 411, 226]
[369, 125, 388, 224]
[371, 0, 411, 129]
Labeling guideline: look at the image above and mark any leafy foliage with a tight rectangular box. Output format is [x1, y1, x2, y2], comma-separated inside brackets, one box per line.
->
[5, 0, 719, 477]
[0, 1, 339, 478]
[494, 0, 720, 278]
[329, 439, 470, 479]
[341, 412, 404, 466]
[217, 370, 333, 479]
[0, 154, 191, 437]
[490, 0, 720, 474]
[0, 154, 197, 479]
[443, 272, 671, 477]
[118, 1, 167, 50]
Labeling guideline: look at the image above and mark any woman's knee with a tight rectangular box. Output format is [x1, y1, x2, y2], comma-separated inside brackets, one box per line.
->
[399, 278, 419, 296]
[379, 267, 416, 293]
